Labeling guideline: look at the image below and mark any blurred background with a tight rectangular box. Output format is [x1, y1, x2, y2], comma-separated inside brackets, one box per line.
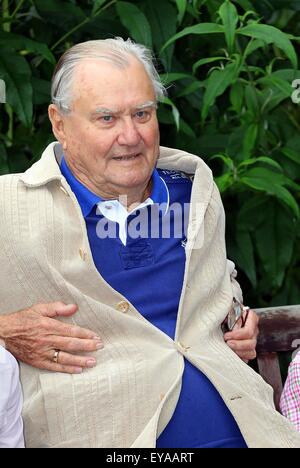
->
[0, 0, 299, 309]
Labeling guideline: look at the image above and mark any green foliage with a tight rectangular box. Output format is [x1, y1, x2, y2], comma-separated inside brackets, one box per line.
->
[0, 0, 299, 307]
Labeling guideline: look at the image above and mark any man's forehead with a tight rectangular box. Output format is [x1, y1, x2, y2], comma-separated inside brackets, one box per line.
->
[74, 56, 148, 81]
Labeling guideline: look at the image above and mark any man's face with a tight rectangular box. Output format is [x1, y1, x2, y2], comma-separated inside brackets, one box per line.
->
[58, 58, 160, 198]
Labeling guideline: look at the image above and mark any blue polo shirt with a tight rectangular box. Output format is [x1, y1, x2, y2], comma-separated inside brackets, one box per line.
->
[61, 157, 247, 448]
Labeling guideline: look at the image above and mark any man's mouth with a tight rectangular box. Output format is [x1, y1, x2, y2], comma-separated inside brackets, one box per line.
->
[112, 153, 141, 161]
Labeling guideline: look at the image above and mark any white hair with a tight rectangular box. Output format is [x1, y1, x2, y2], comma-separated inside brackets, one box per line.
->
[51, 37, 167, 113]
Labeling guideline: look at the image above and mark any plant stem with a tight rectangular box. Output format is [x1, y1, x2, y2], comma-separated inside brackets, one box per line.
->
[11, 0, 26, 20]
[5, 104, 13, 145]
[2, 0, 10, 32]
[51, 0, 117, 52]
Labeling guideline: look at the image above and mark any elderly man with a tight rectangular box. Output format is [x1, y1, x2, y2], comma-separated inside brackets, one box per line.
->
[0, 38, 299, 448]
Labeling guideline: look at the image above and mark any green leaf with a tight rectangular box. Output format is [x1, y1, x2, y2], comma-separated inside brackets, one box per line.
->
[235, 229, 257, 287]
[179, 119, 196, 138]
[160, 97, 180, 130]
[161, 23, 224, 53]
[270, 68, 300, 82]
[235, 0, 254, 9]
[254, 202, 297, 288]
[116, 2, 152, 48]
[175, 80, 204, 98]
[92, 0, 110, 16]
[214, 172, 234, 193]
[243, 38, 272, 59]
[159, 73, 193, 86]
[240, 167, 299, 217]
[0, 143, 9, 175]
[242, 123, 258, 158]
[35, 0, 86, 28]
[218, 0, 239, 53]
[32, 78, 51, 105]
[281, 147, 300, 165]
[280, 136, 300, 167]
[230, 81, 244, 113]
[258, 75, 292, 99]
[245, 84, 259, 116]
[202, 60, 241, 121]
[210, 153, 234, 170]
[193, 56, 228, 74]
[239, 157, 283, 172]
[144, 0, 178, 70]
[237, 196, 268, 231]
[0, 48, 32, 128]
[175, 0, 187, 24]
[0, 31, 55, 65]
[238, 23, 298, 69]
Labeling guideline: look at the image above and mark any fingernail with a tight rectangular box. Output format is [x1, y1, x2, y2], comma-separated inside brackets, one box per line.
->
[87, 359, 96, 368]
[96, 342, 104, 350]
[74, 367, 83, 374]
[93, 336, 101, 340]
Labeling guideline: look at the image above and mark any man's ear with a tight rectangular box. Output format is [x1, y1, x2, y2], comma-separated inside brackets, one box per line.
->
[48, 104, 67, 149]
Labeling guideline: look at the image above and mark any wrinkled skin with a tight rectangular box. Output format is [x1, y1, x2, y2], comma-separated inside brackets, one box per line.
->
[0, 303, 103, 374]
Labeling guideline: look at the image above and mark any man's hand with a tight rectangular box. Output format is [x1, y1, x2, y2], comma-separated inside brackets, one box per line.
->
[0, 302, 103, 374]
[224, 309, 259, 362]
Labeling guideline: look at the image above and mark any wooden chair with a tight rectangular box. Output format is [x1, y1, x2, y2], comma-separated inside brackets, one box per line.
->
[255, 305, 300, 411]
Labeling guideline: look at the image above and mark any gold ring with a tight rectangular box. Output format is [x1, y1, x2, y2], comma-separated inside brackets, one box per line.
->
[53, 350, 60, 364]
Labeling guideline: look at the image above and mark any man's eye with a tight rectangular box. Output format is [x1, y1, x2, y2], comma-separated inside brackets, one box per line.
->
[100, 115, 113, 123]
[135, 111, 150, 120]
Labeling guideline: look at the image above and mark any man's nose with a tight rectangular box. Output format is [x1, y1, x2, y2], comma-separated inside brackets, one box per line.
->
[117, 118, 141, 147]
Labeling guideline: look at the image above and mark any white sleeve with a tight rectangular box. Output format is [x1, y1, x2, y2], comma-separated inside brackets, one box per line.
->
[0, 347, 25, 448]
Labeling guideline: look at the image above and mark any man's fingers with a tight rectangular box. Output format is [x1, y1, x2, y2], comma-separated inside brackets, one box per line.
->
[50, 336, 103, 353]
[224, 309, 259, 341]
[227, 339, 257, 353]
[53, 321, 101, 340]
[36, 302, 78, 318]
[51, 351, 98, 370]
[234, 351, 256, 361]
[43, 361, 84, 375]
[227, 340, 257, 361]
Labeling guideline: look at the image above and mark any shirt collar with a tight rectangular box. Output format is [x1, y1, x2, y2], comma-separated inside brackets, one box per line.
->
[60, 156, 170, 218]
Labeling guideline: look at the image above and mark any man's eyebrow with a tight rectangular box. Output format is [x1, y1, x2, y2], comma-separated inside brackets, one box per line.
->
[93, 101, 158, 115]
[134, 101, 158, 111]
[93, 107, 118, 115]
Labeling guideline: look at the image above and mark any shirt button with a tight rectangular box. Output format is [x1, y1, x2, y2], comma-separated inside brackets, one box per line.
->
[79, 248, 87, 261]
[176, 341, 190, 353]
[116, 301, 130, 313]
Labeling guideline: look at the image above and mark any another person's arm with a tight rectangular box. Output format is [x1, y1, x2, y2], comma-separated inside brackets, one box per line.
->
[0, 343, 24, 448]
[0, 302, 103, 374]
[280, 353, 300, 432]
